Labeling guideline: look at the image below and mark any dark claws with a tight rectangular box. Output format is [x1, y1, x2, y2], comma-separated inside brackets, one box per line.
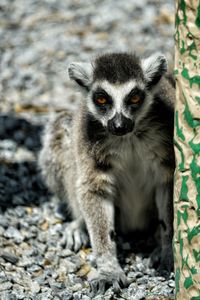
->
[89, 274, 127, 297]
[90, 279, 107, 297]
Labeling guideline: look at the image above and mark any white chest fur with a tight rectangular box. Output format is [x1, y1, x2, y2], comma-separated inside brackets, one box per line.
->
[110, 134, 160, 233]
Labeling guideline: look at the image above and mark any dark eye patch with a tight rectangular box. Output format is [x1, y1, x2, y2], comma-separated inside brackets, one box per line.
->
[92, 88, 113, 106]
[125, 87, 145, 106]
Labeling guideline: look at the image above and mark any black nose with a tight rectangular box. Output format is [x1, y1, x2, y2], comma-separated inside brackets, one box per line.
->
[108, 114, 134, 136]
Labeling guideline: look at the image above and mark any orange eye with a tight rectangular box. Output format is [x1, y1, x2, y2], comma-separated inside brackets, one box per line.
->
[96, 97, 107, 105]
[130, 95, 141, 104]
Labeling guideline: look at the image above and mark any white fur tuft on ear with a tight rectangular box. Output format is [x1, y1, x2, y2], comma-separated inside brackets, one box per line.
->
[68, 62, 93, 90]
[141, 53, 167, 87]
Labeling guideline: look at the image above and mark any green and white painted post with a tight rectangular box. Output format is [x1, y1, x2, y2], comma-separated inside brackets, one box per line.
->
[174, 0, 200, 299]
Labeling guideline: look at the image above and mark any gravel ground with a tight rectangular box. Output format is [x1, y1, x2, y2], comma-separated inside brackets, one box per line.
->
[0, 0, 175, 299]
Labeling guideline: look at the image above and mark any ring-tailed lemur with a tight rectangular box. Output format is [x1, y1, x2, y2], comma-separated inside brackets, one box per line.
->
[39, 52, 175, 293]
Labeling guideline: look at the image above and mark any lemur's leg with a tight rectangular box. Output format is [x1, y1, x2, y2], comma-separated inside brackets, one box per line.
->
[155, 182, 174, 276]
[77, 173, 127, 294]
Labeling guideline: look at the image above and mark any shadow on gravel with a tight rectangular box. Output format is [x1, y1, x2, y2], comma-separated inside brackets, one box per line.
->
[0, 114, 51, 210]
[0, 114, 43, 151]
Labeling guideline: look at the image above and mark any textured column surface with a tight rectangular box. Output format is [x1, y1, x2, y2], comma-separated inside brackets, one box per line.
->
[174, 0, 200, 299]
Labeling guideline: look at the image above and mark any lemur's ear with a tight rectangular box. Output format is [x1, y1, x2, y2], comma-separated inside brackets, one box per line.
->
[141, 53, 167, 88]
[68, 62, 93, 91]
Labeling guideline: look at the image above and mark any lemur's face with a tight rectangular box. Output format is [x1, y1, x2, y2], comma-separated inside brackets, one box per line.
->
[89, 80, 146, 136]
[88, 80, 146, 135]
[68, 52, 167, 136]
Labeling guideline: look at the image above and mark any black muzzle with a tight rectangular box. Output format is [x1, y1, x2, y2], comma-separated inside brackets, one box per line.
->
[108, 113, 134, 136]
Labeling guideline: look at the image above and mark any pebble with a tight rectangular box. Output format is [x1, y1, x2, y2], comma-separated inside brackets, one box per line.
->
[15, 206, 26, 218]
[49, 281, 65, 290]
[34, 275, 46, 286]
[73, 291, 83, 300]
[168, 279, 175, 288]
[94, 296, 104, 300]
[0, 251, 19, 264]
[55, 291, 73, 300]
[71, 283, 83, 292]
[0, 217, 8, 228]
[135, 263, 146, 273]
[137, 277, 149, 285]
[12, 284, 26, 299]
[129, 285, 147, 300]
[0, 282, 13, 291]
[59, 249, 73, 258]
[27, 264, 42, 273]
[82, 296, 91, 300]
[0, 291, 16, 300]
[37, 290, 52, 300]
[18, 256, 34, 268]
[0, 225, 5, 236]
[128, 282, 138, 294]
[4, 227, 24, 243]
[0, 272, 7, 284]
[30, 281, 41, 294]
[0, 140, 17, 161]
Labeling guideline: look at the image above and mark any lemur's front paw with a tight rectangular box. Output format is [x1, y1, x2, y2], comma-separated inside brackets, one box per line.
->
[60, 219, 88, 252]
[157, 251, 174, 278]
[89, 265, 127, 296]
[150, 246, 173, 278]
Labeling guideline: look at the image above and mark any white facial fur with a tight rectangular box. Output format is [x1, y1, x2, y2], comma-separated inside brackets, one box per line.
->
[141, 53, 167, 84]
[87, 80, 153, 128]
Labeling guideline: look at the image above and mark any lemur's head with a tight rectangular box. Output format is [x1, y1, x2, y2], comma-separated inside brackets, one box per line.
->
[68, 52, 167, 136]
